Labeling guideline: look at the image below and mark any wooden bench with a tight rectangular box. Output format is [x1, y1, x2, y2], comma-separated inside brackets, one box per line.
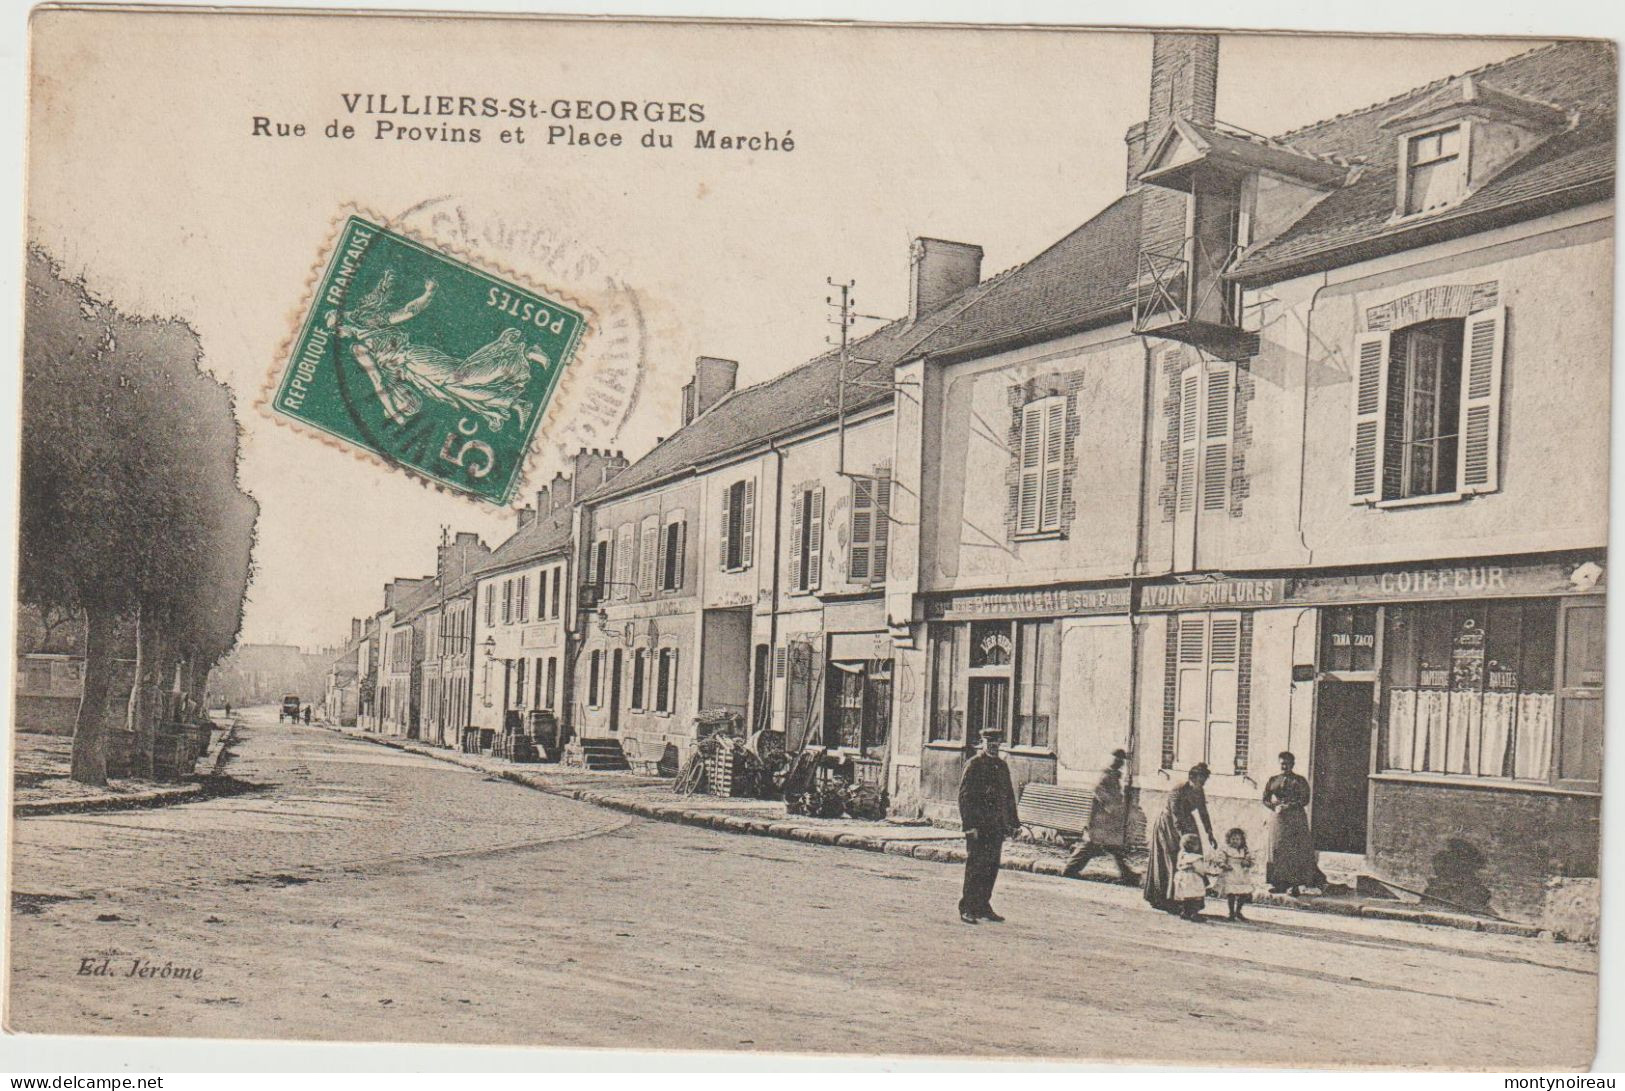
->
[1018, 783, 1094, 838]
[1018, 783, 1148, 848]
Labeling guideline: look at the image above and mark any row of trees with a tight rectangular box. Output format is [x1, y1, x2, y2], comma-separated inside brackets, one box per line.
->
[20, 249, 258, 784]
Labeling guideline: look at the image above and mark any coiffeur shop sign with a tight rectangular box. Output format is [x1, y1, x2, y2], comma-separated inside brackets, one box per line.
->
[1288, 558, 1605, 604]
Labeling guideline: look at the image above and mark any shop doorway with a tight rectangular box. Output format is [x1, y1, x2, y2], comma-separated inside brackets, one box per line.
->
[608, 649, 623, 735]
[1311, 680, 1373, 853]
[967, 677, 1009, 741]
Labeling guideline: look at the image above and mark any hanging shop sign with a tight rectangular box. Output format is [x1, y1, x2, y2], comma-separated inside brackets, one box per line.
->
[1139, 577, 1287, 611]
[1287, 557, 1606, 605]
[926, 585, 1131, 620]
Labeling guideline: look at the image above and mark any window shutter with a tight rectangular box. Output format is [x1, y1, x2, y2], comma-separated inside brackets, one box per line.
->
[788, 490, 804, 590]
[1017, 400, 1043, 534]
[807, 486, 824, 590]
[719, 486, 732, 570]
[741, 479, 756, 566]
[1350, 332, 1391, 502]
[1457, 307, 1506, 495]
[1202, 365, 1233, 512]
[672, 520, 686, 590]
[616, 524, 634, 600]
[1174, 616, 1207, 766]
[1177, 368, 1200, 514]
[1206, 613, 1242, 768]
[1040, 398, 1066, 531]
[849, 476, 874, 582]
[639, 519, 658, 597]
[666, 649, 680, 713]
[872, 469, 892, 583]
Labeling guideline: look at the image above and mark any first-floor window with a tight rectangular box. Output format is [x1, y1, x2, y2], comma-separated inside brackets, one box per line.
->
[1380, 598, 1599, 789]
[1165, 611, 1248, 771]
[631, 647, 647, 710]
[655, 648, 679, 714]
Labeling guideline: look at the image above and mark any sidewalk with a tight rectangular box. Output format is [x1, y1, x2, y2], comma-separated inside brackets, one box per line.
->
[12, 720, 238, 817]
[329, 722, 1551, 941]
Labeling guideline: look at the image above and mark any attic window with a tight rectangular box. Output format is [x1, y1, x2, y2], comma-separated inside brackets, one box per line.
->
[1403, 125, 1465, 215]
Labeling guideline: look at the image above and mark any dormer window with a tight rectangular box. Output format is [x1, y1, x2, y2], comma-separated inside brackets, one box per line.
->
[1403, 126, 1465, 215]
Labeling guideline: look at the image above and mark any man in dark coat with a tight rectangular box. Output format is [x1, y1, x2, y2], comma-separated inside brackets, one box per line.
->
[958, 728, 1019, 924]
[1062, 748, 1140, 884]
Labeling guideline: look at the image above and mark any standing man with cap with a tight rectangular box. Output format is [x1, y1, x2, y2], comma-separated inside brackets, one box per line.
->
[957, 727, 1019, 924]
[1061, 748, 1140, 885]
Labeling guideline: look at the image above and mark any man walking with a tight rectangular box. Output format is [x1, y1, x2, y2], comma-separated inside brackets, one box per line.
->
[958, 728, 1019, 924]
[1061, 748, 1140, 885]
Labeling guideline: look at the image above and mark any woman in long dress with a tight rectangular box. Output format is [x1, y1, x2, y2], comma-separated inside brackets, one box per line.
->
[1263, 751, 1322, 894]
[1143, 763, 1217, 912]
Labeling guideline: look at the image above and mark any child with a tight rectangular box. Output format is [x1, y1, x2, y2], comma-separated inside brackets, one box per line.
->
[1214, 827, 1255, 921]
[1173, 832, 1210, 921]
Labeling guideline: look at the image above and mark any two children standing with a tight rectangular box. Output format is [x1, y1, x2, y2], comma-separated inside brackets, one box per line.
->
[1173, 828, 1255, 922]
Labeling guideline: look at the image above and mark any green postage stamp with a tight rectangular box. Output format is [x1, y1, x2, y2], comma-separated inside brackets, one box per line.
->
[271, 214, 586, 504]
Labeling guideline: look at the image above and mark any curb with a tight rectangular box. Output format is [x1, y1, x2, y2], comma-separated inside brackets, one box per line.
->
[14, 718, 241, 819]
[333, 726, 1549, 942]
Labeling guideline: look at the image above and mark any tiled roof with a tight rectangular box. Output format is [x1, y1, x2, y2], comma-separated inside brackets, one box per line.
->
[1232, 39, 1615, 281]
[579, 290, 990, 503]
[907, 193, 1144, 360]
[474, 505, 575, 575]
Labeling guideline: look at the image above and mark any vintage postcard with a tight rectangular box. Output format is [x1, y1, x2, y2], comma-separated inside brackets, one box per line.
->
[6, 5, 1614, 1070]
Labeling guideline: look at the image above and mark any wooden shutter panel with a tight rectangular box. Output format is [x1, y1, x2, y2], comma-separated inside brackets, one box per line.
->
[1177, 368, 1200, 514]
[718, 486, 732, 569]
[1017, 401, 1043, 534]
[673, 520, 686, 590]
[849, 476, 874, 582]
[1041, 398, 1065, 531]
[639, 519, 658, 597]
[807, 486, 824, 590]
[741, 479, 756, 566]
[1350, 331, 1391, 502]
[1202, 365, 1232, 512]
[616, 525, 634, 600]
[872, 469, 892, 583]
[788, 490, 804, 590]
[1206, 613, 1242, 769]
[1457, 307, 1506, 495]
[1174, 616, 1207, 766]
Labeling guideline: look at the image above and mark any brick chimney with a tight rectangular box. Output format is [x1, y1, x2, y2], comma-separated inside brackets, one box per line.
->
[572, 447, 632, 494]
[350, 618, 362, 644]
[681, 357, 739, 427]
[534, 487, 550, 516]
[1125, 33, 1219, 191]
[516, 504, 536, 529]
[909, 237, 982, 324]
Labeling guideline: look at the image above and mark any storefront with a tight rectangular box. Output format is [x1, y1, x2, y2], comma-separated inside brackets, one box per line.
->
[1287, 552, 1604, 922]
[920, 585, 1132, 822]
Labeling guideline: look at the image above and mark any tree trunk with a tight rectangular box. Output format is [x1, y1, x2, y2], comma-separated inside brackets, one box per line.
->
[127, 608, 161, 779]
[70, 608, 116, 786]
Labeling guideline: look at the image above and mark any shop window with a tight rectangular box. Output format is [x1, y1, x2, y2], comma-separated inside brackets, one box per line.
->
[930, 620, 1057, 749]
[824, 659, 893, 753]
[1164, 611, 1248, 770]
[788, 486, 824, 592]
[1351, 309, 1504, 503]
[720, 479, 756, 571]
[1382, 599, 1570, 782]
[847, 471, 892, 585]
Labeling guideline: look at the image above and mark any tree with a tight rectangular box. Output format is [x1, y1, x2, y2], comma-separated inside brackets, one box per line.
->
[20, 249, 258, 784]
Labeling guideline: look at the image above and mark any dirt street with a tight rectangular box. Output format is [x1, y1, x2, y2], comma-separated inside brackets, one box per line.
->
[6, 708, 1599, 1066]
